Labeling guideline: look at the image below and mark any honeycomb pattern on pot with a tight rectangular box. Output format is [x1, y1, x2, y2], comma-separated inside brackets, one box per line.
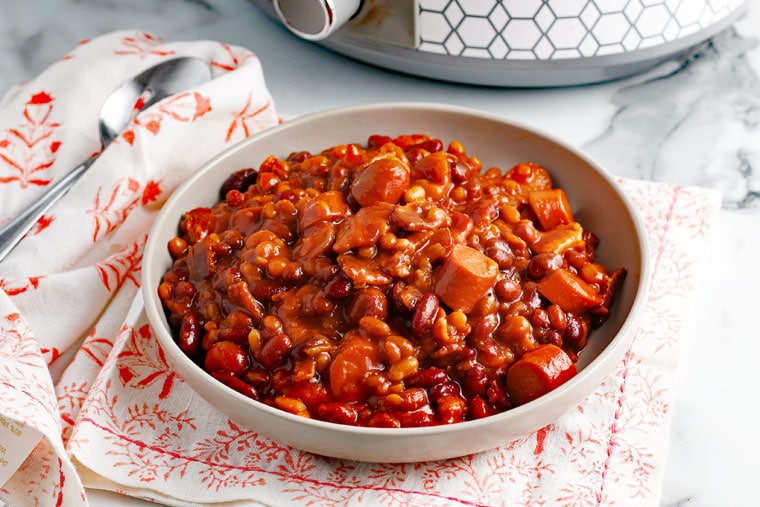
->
[418, 0, 745, 60]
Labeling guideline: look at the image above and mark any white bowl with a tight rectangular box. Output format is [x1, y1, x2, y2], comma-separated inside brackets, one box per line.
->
[142, 102, 649, 463]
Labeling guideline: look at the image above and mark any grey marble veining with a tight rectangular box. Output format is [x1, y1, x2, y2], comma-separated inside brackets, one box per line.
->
[585, 26, 760, 210]
[2, 0, 760, 505]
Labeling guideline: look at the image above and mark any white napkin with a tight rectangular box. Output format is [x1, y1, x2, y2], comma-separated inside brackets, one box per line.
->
[0, 30, 278, 506]
[0, 30, 722, 507]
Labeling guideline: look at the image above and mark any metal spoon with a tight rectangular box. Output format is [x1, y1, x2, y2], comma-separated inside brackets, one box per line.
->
[0, 57, 212, 262]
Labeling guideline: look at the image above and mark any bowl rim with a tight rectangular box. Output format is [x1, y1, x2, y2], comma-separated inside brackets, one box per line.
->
[142, 101, 651, 438]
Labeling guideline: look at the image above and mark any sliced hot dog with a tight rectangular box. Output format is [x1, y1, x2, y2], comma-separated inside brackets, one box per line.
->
[528, 188, 574, 230]
[433, 244, 499, 313]
[350, 156, 410, 207]
[537, 267, 602, 314]
[506, 344, 576, 406]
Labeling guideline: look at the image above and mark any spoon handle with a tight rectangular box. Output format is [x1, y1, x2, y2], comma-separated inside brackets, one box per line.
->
[0, 157, 96, 262]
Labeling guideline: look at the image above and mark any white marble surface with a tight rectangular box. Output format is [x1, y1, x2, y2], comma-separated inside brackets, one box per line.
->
[3, 1, 759, 505]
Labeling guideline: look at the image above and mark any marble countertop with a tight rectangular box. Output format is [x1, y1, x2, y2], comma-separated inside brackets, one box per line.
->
[3, 1, 758, 505]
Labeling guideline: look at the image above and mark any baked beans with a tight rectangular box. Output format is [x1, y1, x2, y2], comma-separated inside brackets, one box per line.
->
[158, 134, 625, 427]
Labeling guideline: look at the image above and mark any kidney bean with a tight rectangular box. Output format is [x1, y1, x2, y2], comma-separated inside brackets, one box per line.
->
[494, 278, 522, 302]
[221, 167, 258, 197]
[485, 240, 514, 270]
[367, 134, 392, 149]
[405, 367, 447, 388]
[404, 147, 428, 165]
[178, 311, 203, 357]
[204, 341, 249, 376]
[428, 381, 462, 404]
[218, 327, 250, 344]
[410, 138, 444, 153]
[248, 278, 286, 302]
[390, 281, 422, 315]
[449, 159, 471, 184]
[469, 396, 496, 419]
[411, 292, 440, 338]
[538, 329, 563, 347]
[258, 333, 293, 369]
[316, 402, 359, 425]
[461, 364, 489, 398]
[564, 314, 589, 345]
[527, 252, 565, 280]
[346, 287, 388, 325]
[211, 371, 259, 400]
[325, 273, 353, 299]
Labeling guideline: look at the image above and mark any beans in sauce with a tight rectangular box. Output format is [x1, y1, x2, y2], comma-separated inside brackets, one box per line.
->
[158, 134, 626, 427]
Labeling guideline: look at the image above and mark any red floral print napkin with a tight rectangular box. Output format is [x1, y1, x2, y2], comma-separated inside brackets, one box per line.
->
[0, 30, 278, 506]
[0, 30, 721, 507]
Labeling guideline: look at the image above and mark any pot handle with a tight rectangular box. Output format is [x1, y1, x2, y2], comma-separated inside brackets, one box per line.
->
[273, 0, 361, 41]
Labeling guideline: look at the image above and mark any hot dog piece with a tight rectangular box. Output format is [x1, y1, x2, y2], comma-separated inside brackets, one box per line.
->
[506, 344, 577, 406]
[434, 244, 499, 313]
[350, 156, 410, 207]
[528, 188, 574, 230]
[537, 268, 602, 314]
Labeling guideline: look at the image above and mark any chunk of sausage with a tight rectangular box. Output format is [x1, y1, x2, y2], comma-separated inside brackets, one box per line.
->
[537, 268, 602, 314]
[350, 156, 410, 207]
[528, 188, 574, 230]
[506, 344, 576, 405]
[433, 244, 499, 313]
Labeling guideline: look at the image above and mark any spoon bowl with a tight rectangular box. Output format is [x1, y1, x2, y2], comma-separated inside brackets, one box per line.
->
[0, 57, 212, 262]
[99, 57, 212, 144]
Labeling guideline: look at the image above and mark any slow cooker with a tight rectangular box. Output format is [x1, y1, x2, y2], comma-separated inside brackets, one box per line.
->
[251, 0, 749, 86]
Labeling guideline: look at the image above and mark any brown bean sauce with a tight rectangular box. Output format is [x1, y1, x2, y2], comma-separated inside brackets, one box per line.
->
[158, 134, 625, 427]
